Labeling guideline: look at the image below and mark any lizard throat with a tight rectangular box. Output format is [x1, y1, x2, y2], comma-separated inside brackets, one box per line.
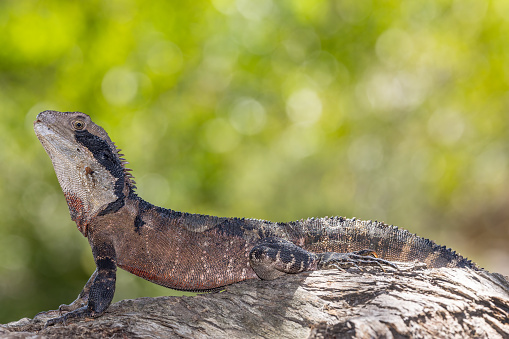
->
[64, 192, 89, 236]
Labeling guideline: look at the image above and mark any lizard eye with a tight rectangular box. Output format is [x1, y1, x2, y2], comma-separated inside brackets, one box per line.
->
[72, 120, 86, 130]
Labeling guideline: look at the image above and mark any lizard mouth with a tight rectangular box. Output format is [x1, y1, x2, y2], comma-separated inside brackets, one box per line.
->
[33, 120, 67, 162]
[34, 111, 59, 133]
[34, 121, 57, 145]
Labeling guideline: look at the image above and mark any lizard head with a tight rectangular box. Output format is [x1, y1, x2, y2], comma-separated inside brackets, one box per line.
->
[34, 110, 135, 236]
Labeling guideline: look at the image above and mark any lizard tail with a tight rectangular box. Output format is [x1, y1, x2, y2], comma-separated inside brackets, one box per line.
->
[283, 217, 479, 270]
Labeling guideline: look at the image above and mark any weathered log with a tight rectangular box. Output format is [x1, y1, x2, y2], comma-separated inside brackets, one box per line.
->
[2, 264, 509, 338]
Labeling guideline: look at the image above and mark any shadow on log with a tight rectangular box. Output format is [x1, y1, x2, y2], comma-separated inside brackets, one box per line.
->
[2, 264, 509, 338]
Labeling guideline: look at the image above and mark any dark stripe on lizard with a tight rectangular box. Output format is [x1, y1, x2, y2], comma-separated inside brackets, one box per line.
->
[96, 257, 117, 270]
[74, 129, 125, 215]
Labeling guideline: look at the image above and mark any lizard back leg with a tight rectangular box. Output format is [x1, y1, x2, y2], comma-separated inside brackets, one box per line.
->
[249, 237, 319, 280]
[249, 237, 399, 280]
[317, 251, 398, 271]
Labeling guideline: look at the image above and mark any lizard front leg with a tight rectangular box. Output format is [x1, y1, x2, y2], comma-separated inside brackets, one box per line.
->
[249, 237, 397, 280]
[45, 242, 117, 327]
[58, 269, 98, 312]
[34, 269, 98, 321]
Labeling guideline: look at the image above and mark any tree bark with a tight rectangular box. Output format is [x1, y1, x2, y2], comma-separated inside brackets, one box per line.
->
[2, 264, 509, 338]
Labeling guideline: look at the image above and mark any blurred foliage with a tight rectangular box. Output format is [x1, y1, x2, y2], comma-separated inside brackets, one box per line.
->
[1, 0, 509, 324]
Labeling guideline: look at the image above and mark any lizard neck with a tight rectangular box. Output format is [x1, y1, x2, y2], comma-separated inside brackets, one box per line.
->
[63, 130, 136, 237]
[63, 165, 134, 237]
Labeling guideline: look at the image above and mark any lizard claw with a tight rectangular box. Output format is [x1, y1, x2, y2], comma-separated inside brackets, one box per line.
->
[318, 250, 399, 271]
[34, 300, 83, 328]
[329, 263, 347, 272]
[44, 316, 66, 329]
[33, 309, 60, 320]
[43, 305, 92, 328]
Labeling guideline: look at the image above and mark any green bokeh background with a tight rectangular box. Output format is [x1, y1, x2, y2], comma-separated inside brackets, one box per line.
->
[1, 0, 509, 323]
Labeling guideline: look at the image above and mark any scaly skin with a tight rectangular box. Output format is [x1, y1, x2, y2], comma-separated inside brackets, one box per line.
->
[33, 110, 478, 326]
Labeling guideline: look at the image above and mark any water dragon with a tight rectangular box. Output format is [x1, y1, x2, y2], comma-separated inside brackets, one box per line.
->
[33, 110, 478, 326]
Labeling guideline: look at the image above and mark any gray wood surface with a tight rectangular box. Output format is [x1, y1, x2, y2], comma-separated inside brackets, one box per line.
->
[2, 264, 509, 338]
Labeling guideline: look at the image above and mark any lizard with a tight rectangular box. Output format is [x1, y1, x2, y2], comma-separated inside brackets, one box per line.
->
[33, 110, 479, 326]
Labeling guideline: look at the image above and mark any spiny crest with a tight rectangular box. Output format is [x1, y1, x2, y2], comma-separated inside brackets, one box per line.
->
[112, 141, 137, 189]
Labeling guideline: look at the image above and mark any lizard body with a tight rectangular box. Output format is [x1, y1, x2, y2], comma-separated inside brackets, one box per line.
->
[33, 110, 478, 326]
